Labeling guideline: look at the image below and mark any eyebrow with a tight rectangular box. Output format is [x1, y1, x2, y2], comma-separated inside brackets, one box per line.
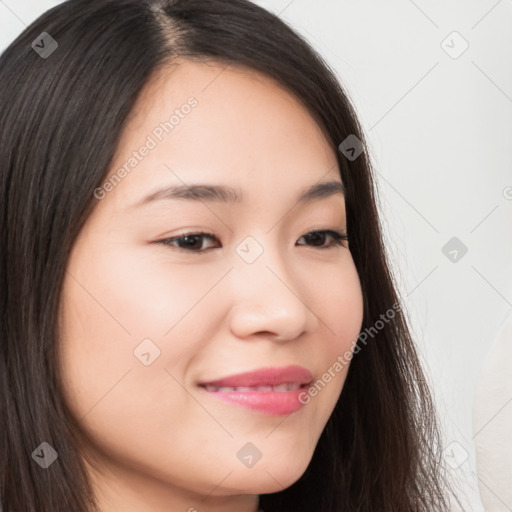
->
[132, 179, 345, 208]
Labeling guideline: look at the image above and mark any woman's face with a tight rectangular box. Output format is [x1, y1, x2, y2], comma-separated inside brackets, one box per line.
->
[58, 61, 364, 510]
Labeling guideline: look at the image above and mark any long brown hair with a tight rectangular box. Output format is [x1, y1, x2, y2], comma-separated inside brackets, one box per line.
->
[0, 1, 465, 510]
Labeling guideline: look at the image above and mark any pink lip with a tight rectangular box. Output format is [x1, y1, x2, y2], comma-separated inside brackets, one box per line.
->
[201, 387, 309, 415]
[198, 365, 313, 416]
[198, 365, 313, 388]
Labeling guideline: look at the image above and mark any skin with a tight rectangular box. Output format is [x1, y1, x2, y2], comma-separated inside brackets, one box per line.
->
[57, 60, 364, 512]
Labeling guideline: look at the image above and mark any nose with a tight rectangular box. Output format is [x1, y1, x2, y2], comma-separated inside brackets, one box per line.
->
[226, 243, 319, 342]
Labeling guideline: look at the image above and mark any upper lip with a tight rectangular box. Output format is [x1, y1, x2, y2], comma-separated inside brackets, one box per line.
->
[199, 365, 313, 388]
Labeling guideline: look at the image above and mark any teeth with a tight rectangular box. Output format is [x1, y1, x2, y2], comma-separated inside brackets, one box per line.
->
[204, 383, 301, 392]
[273, 383, 296, 391]
[253, 385, 273, 391]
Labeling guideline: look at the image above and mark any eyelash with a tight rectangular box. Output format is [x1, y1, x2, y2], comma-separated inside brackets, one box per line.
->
[155, 229, 348, 253]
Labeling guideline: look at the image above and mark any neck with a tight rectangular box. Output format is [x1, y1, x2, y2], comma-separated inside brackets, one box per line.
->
[85, 457, 261, 512]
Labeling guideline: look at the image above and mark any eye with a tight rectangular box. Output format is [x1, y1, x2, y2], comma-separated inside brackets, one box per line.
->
[296, 230, 348, 249]
[156, 232, 220, 252]
[154, 229, 348, 253]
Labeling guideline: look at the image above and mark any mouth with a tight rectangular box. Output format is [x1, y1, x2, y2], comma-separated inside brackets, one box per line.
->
[197, 365, 313, 416]
[201, 382, 305, 392]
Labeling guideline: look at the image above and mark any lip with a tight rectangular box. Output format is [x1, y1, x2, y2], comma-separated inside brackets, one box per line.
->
[198, 365, 313, 388]
[198, 365, 313, 416]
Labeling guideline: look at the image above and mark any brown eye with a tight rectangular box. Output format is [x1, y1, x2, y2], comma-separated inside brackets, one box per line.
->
[296, 230, 348, 249]
[156, 232, 219, 252]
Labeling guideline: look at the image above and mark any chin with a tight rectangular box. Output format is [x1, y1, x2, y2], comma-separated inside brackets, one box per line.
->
[227, 455, 311, 495]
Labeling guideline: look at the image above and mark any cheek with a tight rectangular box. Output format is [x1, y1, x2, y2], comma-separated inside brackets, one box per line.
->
[55, 242, 169, 418]
[316, 255, 364, 354]
[56, 236, 229, 419]
[302, 256, 364, 415]
[60, 235, 220, 345]
[56, 247, 202, 478]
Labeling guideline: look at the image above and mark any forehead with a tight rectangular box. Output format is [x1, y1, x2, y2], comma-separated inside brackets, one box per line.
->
[101, 59, 341, 212]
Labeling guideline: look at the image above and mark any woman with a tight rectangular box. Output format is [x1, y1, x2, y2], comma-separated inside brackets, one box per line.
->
[0, 1, 465, 511]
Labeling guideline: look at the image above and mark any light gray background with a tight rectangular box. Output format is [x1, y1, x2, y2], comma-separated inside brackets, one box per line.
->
[2, 1, 511, 510]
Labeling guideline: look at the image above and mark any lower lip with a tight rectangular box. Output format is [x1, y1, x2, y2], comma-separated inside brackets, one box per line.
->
[199, 386, 308, 415]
